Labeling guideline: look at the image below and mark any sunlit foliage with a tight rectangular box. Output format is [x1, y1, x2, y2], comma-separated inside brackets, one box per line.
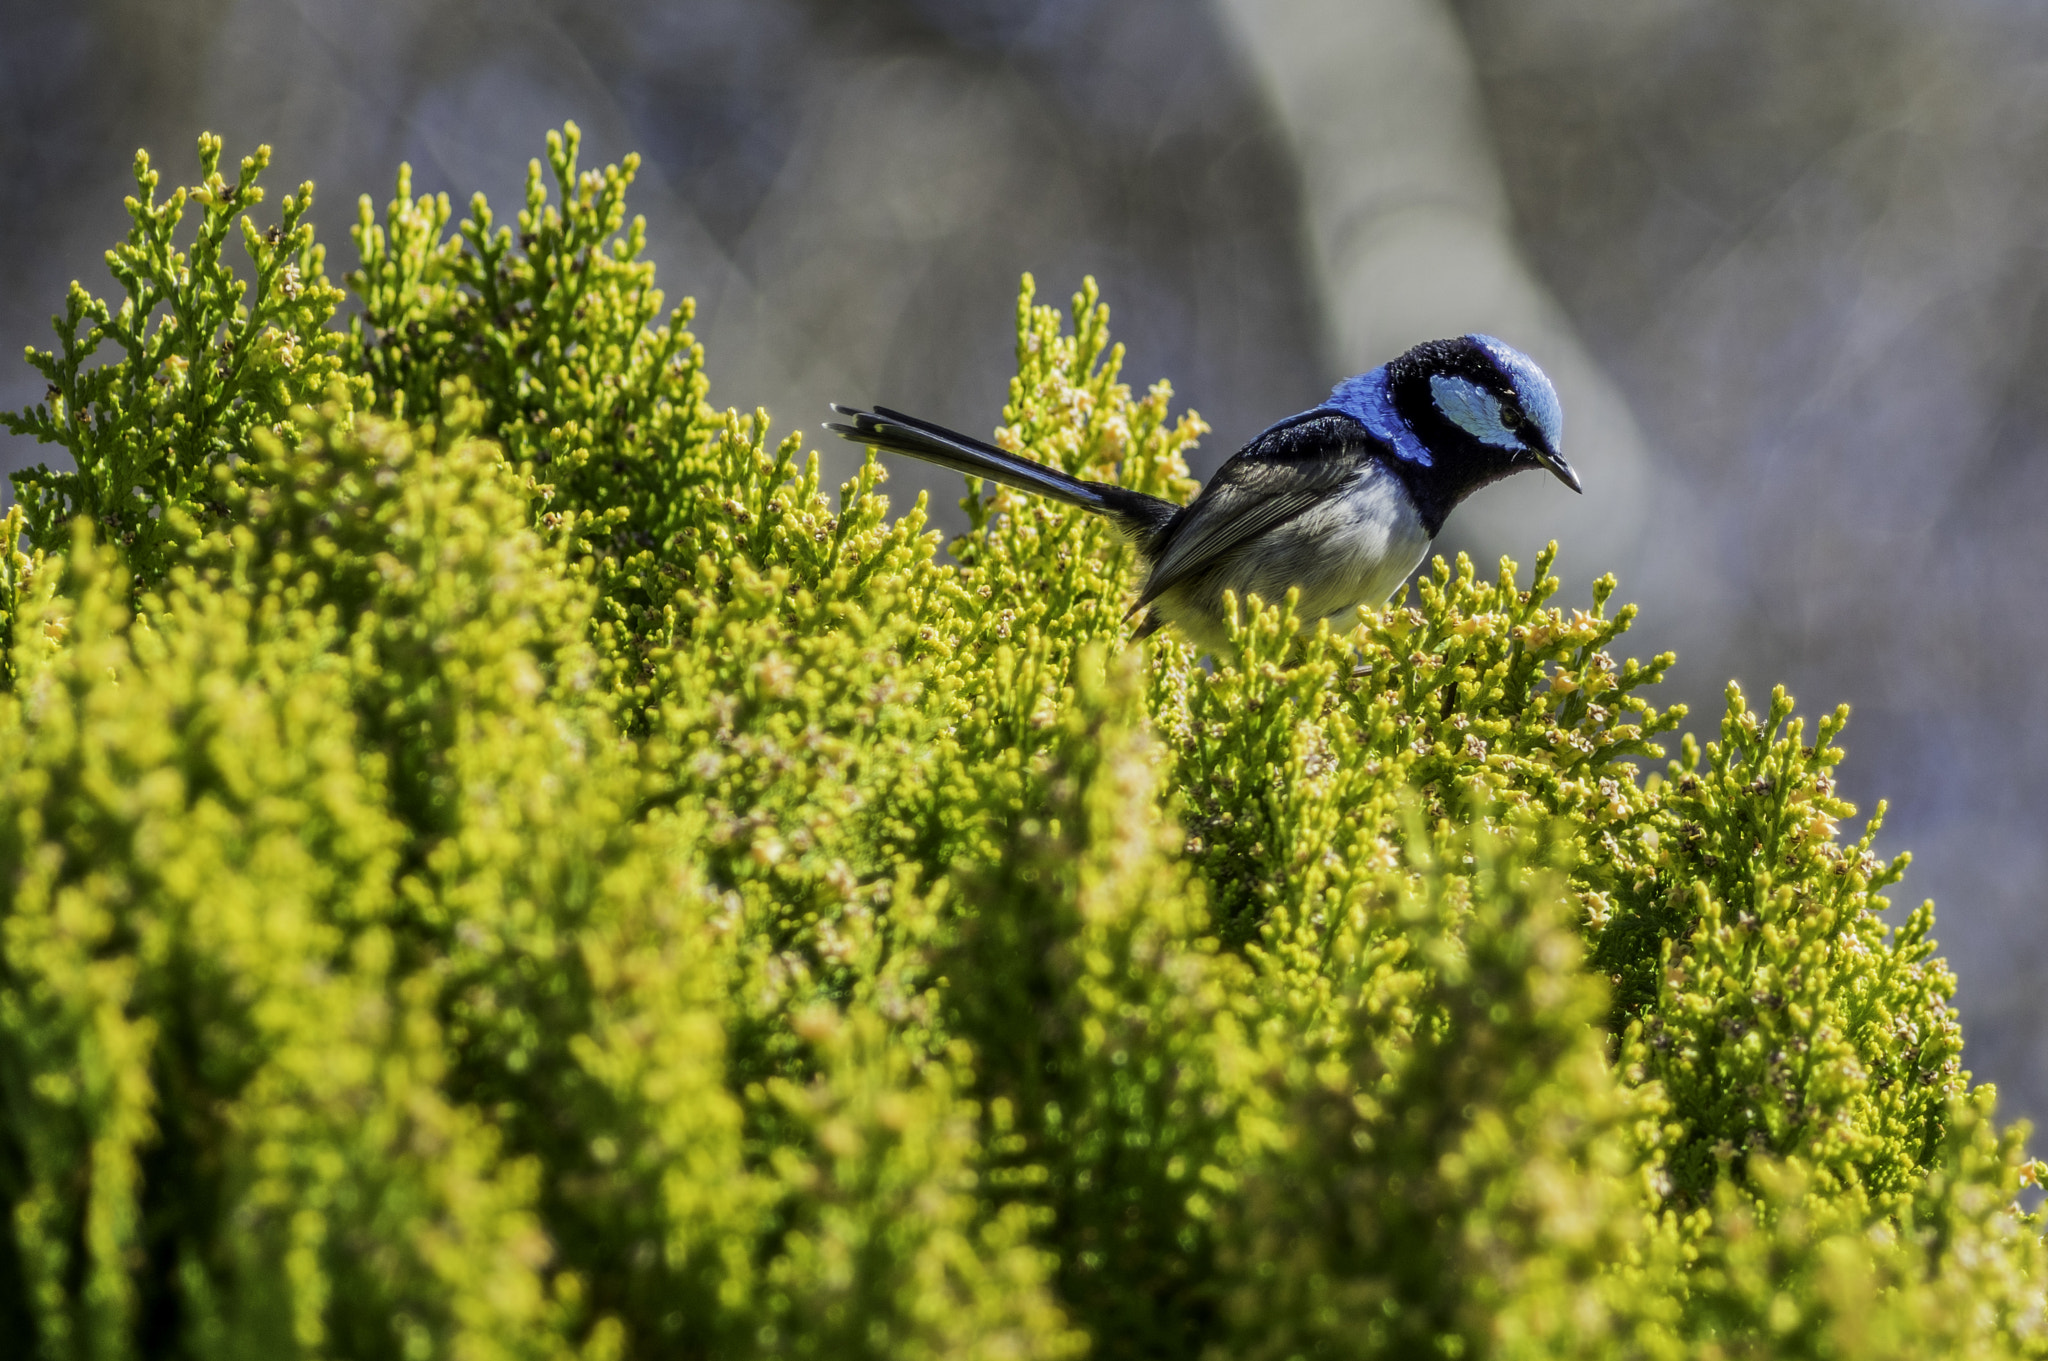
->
[2, 126, 2041, 1360]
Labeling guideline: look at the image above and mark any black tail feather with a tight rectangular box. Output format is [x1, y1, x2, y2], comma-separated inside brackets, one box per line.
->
[827, 403, 1177, 542]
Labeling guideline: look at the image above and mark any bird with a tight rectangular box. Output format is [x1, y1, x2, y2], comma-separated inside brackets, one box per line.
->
[827, 334, 1580, 654]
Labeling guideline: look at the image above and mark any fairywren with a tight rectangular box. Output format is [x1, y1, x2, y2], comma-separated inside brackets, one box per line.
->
[829, 334, 1578, 653]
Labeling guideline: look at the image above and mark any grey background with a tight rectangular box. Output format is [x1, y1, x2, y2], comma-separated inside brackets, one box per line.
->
[5, 1, 2043, 1127]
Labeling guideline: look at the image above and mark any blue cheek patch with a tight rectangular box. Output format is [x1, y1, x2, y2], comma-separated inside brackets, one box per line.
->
[1472, 334, 1563, 452]
[1429, 374, 1524, 450]
[1324, 367, 1435, 467]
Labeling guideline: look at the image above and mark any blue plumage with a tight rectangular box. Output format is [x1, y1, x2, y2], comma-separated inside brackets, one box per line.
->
[1324, 365, 1436, 467]
[828, 333, 1580, 653]
[1474, 333, 1564, 455]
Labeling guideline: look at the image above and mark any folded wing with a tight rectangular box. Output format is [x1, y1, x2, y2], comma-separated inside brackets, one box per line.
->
[1135, 412, 1380, 612]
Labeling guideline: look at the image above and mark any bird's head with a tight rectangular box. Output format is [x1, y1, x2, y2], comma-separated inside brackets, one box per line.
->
[1325, 336, 1580, 522]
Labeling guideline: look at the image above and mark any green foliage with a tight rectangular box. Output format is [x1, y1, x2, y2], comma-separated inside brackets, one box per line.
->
[2, 136, 349, 587]
[2, 127, 2042, 1360]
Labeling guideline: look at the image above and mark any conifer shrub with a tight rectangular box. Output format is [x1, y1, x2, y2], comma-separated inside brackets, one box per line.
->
[1, 125, 2042, 1359]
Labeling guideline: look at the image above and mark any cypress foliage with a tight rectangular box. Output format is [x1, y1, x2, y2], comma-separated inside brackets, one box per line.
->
[1, 125, 2041, 1360]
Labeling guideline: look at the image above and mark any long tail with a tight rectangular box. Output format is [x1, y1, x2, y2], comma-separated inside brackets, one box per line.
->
[827, 404, 1177, 541]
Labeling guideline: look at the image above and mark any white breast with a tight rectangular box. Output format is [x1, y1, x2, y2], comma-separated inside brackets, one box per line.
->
[1142, 462, 1432, 653]
[1240, 462, 1431, 630]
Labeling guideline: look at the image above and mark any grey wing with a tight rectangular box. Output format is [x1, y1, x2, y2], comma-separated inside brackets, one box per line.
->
[1134, 415, 1380, 612]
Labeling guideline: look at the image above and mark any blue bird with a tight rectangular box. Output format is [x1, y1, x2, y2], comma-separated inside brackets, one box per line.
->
[828, 334, 1579, 654]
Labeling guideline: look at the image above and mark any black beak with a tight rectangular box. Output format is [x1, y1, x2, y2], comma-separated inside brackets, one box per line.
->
[1533, 442, 1582, 493]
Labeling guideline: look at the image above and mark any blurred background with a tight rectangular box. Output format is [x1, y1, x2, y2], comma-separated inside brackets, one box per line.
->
[4, 1, 2045, 1124]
